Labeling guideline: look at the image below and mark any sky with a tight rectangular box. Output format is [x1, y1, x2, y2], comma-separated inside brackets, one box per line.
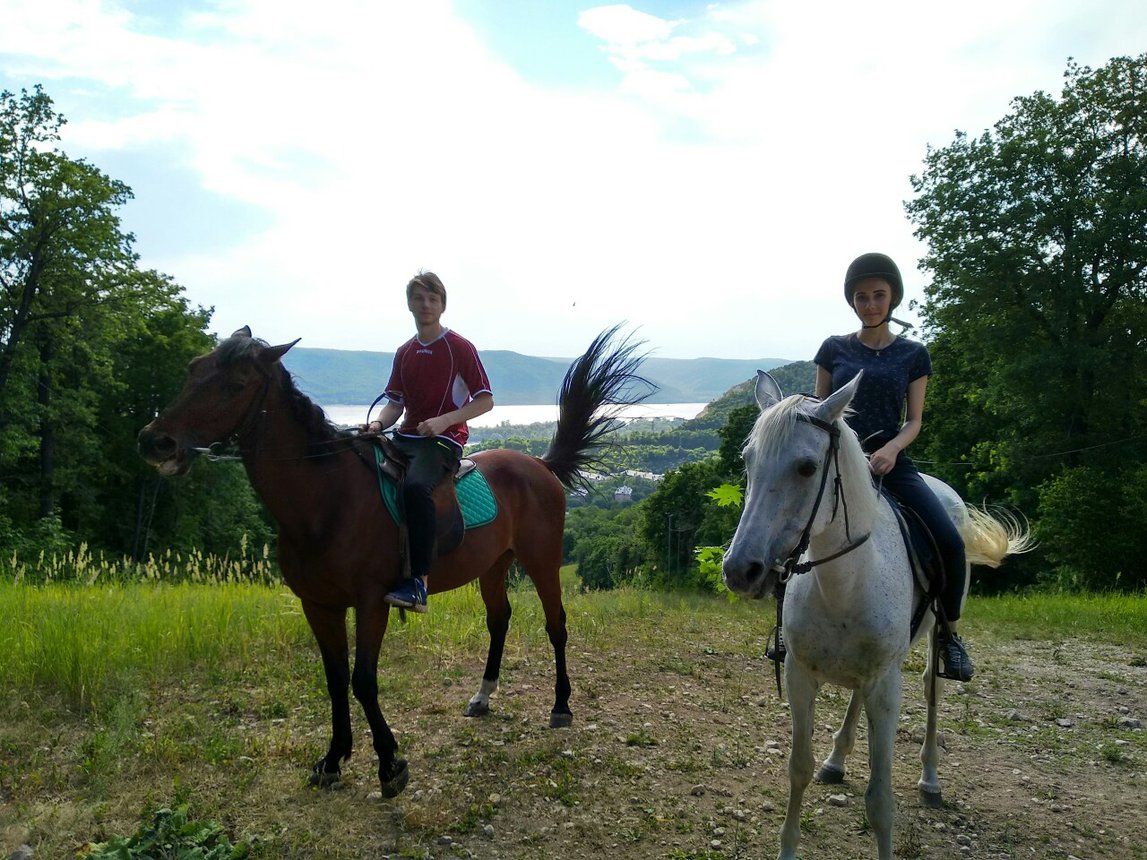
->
[2, 1, 1144, 362]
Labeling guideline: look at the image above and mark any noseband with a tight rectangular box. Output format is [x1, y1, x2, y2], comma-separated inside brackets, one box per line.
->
[776, 410, 870, 584]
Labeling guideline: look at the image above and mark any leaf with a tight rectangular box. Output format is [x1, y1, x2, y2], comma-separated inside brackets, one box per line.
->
[706, 483, 743, 508]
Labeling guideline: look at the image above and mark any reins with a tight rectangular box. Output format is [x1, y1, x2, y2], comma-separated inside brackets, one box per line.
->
[189, 369, 362, 464]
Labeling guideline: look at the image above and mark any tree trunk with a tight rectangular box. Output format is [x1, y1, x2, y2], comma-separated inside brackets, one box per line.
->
[37, 335, 55, 519]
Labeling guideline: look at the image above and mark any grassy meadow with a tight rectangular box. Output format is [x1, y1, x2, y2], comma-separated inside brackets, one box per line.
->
[2, 555, 1146, 858]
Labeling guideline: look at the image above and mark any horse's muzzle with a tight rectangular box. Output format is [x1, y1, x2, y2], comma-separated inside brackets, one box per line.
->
[138, 425, 194, 477]
[721, 553, 779, 600]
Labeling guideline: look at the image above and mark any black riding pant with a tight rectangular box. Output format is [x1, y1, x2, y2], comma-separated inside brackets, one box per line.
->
[390, 434, 462, 580]
[880, 454, 968, 622]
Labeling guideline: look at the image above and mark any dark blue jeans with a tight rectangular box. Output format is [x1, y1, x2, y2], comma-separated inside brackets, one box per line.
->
[880, 454, 968, 622]
[390, 434, 462, 580]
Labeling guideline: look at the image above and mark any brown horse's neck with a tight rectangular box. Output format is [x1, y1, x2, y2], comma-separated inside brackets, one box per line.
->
[238, 381, 357, 533]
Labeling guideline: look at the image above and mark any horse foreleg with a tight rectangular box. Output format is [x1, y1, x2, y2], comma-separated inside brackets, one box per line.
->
[351, 600, 407, 798]
[918, 630, 944, 806]
[467, 558, 513, 718]
[817, 689, 862, 783]
[863, 671, 903, 860]
[301, 601, 352, 787]
[779, 666, 818, 860]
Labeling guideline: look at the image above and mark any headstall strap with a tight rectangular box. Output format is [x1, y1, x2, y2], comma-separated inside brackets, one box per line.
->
[780, 409, 870, 579]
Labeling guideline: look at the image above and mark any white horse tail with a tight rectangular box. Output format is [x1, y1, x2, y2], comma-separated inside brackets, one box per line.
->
[960, 505, 1035, 568]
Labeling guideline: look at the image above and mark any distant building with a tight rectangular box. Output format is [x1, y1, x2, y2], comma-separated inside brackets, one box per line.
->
[614, 485, 633, 504]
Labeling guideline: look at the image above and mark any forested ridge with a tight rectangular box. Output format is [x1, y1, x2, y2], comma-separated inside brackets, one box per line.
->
[283, 347, 793, 406]
[3, 54, 1145, 593]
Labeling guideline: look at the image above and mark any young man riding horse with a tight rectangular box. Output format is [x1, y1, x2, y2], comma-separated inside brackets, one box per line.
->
[367, 272, 494, 613]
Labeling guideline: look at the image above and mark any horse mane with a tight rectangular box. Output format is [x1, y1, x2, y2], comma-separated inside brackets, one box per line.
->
[275, 366, 345, 451]
[747, 394, 881, 525]
[217, 335, 343, 452]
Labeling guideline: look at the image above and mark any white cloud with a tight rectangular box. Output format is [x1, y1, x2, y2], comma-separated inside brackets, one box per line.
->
[2, 0, 1145, 362]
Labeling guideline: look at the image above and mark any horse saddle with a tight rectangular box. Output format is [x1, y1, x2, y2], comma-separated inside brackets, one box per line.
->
[881, 488, 945, 637]
[371, 437, 498, 560]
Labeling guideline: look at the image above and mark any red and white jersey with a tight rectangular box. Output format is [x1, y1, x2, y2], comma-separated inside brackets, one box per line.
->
[384, 328, 492, 447]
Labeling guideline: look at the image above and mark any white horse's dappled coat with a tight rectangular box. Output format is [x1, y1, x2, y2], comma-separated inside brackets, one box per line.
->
[722, 371, 1030, 860]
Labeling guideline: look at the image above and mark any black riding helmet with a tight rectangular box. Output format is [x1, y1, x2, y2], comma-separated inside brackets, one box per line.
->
[844, 252, 903, 310]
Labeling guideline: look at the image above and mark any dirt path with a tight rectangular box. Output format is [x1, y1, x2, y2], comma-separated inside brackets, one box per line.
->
[287, 618, 1147, 859]
[2, 609, 1144, 859]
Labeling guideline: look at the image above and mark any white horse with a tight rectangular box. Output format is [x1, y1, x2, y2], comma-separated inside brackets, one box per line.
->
[722, 371, 1031, 860]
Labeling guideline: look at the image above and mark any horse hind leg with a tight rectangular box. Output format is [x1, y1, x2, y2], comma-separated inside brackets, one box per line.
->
[817, 689, 863, 784]
[467, 553, 514, 718]
[517, 543, 572, 728]
[545, 602, 573, 728]
[918, 629, 944, 807]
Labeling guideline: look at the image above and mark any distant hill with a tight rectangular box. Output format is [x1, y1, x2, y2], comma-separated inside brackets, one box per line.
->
[681, 361, 818, 430]
[281, 347, 795, 405]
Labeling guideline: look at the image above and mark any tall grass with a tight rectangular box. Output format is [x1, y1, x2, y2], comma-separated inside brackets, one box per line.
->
[1, 537, 279, 586]
[968, 591, 1147, 646]
[0, 580, 310, 711]
[4, 547, 1145, 714]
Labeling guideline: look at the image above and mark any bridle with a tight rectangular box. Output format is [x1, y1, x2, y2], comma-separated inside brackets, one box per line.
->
[775, 410, 870, 585]
[183, 367, 367, 466]
[770, 407, 871, 698]
[189, 369, 275, 461]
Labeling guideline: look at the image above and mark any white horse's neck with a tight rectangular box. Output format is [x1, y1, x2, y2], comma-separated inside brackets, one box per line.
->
[802, 447, 886, 607]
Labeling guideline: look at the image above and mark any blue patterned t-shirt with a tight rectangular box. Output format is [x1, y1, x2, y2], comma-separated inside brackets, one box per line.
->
[813, 334, 932, 450]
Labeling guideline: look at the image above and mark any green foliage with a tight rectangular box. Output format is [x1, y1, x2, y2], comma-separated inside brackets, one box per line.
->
[705, 483, 743, 509]
[693, 546, 729, 595]
[1035, 464, 1147, 591]
[85, 804, 249, 859]
[568, 505, 645, 589]
[715, 403, 758, 481]
[638, 459, 741, 591]
[0, 84, 275, 564]
[908, 54, 1147, 589]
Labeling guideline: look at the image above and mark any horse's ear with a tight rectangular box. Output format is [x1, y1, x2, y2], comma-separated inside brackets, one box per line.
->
[817, 370, 862, 423]
[232, 325, 253, 338]
[264, 338, 301, 364]
[754, 370, 783, 410]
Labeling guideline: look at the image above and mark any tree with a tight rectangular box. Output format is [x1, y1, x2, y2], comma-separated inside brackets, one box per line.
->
[638, 458, 735, 588]
[1, 87, 138, 410]
[0, 85, 273, 562]
[907, 54, 1147, 588]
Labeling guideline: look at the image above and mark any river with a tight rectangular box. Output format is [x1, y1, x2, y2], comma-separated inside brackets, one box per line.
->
[322, 402, 708, 428]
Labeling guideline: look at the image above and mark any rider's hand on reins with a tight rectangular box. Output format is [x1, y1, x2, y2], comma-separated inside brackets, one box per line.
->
[868, 444, 898, 476]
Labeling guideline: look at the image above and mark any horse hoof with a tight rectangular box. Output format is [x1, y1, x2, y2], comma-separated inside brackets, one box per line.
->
[549, 711, 573, 729]
[919, 786, 943, 808]
[815, 764, 845, 784]
[464, 701, 489, 718]
[380, 758, 410, 798]
[309, 761, 341, 788]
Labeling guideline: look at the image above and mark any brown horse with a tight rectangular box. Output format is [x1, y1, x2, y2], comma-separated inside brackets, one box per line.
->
[138, 324, 649, 798]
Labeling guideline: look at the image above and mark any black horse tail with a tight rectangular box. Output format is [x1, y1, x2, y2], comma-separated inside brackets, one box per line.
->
[541, 324, 654, 490]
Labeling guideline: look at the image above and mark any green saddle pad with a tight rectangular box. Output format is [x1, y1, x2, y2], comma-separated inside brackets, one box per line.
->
[374, 448, 498, 529]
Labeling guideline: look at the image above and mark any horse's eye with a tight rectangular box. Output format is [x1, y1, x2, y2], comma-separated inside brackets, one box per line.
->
[223, 380, 246, 396]
[797, 458, 818, 478]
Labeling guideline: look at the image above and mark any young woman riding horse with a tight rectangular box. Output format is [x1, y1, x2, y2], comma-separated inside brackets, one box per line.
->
[138, 324, 649, 798]
[722, 369, 1030, 860]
